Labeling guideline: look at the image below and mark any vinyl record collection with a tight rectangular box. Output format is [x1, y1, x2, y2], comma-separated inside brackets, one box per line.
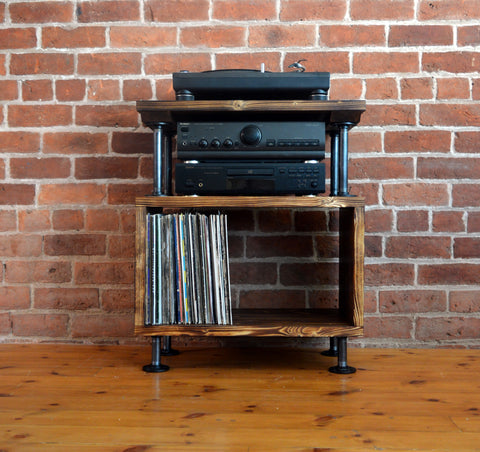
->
[145, 212, 232, 325]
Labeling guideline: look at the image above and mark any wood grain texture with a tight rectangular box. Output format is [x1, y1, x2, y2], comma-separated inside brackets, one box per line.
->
[136, 99, 366, 126]
[1, 345, 479, 451]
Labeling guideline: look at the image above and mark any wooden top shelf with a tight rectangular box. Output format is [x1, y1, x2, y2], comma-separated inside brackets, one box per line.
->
[136, 195, 365, 209]
[136, 99, 366, 127]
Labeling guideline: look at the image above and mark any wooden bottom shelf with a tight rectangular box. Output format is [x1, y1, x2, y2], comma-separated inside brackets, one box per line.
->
[134, 309, 363, 338]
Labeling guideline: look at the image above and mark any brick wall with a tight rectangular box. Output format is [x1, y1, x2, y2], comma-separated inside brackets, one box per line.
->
[1, 0, 479, 347]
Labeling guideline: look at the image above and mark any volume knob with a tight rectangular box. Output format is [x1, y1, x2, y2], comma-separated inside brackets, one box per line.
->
[240, 125, 262, 146]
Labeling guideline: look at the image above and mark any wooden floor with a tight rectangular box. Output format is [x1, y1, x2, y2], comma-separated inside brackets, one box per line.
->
[1, 345, 480, 451]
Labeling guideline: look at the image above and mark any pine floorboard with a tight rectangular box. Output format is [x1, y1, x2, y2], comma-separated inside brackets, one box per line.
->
[0, 344, 480, 451]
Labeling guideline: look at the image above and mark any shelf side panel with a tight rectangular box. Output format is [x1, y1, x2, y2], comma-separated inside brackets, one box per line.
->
[134, 206, 148, 330]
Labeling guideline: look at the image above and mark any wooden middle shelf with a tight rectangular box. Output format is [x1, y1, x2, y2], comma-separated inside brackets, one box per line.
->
[134, 195, 365, 340]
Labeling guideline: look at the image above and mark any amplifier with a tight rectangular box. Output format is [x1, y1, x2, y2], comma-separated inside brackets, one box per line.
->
[175, 161, 325, 195]
[177, 121, 325, 160]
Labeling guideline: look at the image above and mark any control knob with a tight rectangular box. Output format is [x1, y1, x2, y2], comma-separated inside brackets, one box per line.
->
[240, 125, 262, 146]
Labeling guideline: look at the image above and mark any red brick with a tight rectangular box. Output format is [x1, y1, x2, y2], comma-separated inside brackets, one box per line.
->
[182, 26, 246, 48]
[416, 317, 480, 341]
[110, 26, 176, 47]
[155, 79, 176, 100]
[10, 2, 73, 23]
[351, 0, 414, 19]
[0, 211, 16, 232]
[454, 238, 480, 259]
[354, 52, 418, 74]
[10, 53, 74, 75]
[76, 157, 138, 180]
[455, 132, 480, 153]
[22, 79, 53, 101]
[0, 313, 11, 335]
[5, 260, 72, 283]
[320, 25, 385, 47]
[246, 236, 314, 258]
[350, 157, 413, 180]
[239, 290, 306, 309]
[380, 290, 446, 313]
[123, 79, 153, 101]
[280, 263, 338, 286]
[400, 77, 434, 100]
[348, 131, 382, 154]
[258, 210, 292, 232]
[468, 212, 480, 232]
[56, 79, 86, 101]
[102, 289, 134, 312]
[423, 52, 480, 73]
[0, 55, 5, 75]
[281, 0, 347, 20]
[10, 157, 70, 179]
[383, 183, 448, 206]
[52, 210, 84, 231]
[0, 286, 31, 309]
[107, 183, 152, 205]
[43, 26, 106, 48]
[43, 132, 107, 155]
[309, 289, 339, 310]
[78, 52, 141, 75]
[74, 262, 134, 284]
[453, 184, 480, 207]
[0, 81, 18, 101]
[230, 262, 277, 285]
[330, 78, 364, 100]
[12, 314, 69, 337]
[249, 25, 316, 48]
[18, 210, 51, 232]
[315, 235, 339, 258]
[418, 264, 480, 285]
[112, 132, 153, 155]
[76, 105, 138, 127]
[389, 25, 453, 46]
[216, 53, 281, 72]
[364, 264, 414, 286]
[386, 236, 451, 259]
[362, 104, 416, 126]
[419, 157, 480, 179]
[385, 130, 450, 153]
[227, 210, 255, 231]
[9, 105, 72, 127]
[87, 79, 121, 101]
[397, 210, 428, 232]
[0, 184, 35, 205]
[120, 209, 136, 233]
[71, 314, 133, 338]
[419, 0, 480, 20]
[450, 291, 480, 313]
[365, 209, 393, 232]
[365, 235, 382, 258]
[85, 208, 120, 231]
[0, 132, 39, 153]
[0, 27, 36, 48]
[214, 0, 277, 20]
[433, 211, 465, 232]
[0, 234, 42, 257]
[145, 0, 209, 21]
[458, 26, 480, 46]
[77, 1, 140, 22]
[437, 78, 470, 99]
[108, 234, 135, 258]
[144, 53, 212, 75]
[364, 316, 412, 339]
[35, 288, 99, 310]
[365, 78, 398, 100]
[39, 183, 106, 206]
[45, 234, 106, 256]
[294, 211, 328, 232]
[0, 3, 4, 22]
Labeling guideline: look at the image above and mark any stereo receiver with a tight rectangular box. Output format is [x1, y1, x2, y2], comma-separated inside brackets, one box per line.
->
[177, 121, 325, 160]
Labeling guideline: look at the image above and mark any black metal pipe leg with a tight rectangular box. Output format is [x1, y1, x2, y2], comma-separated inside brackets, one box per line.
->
[328, 337, 356, 374]
[321, 337, 339, 357]
[143, 336, 169, 372]
[161, 336, 179, 356]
